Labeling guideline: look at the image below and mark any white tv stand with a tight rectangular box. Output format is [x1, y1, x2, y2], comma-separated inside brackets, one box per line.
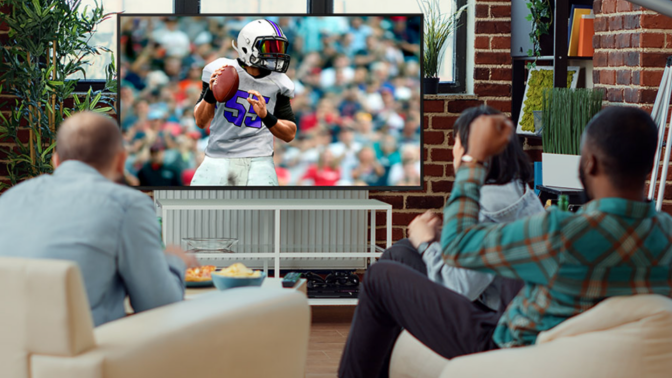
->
[157, 198, 393, 282]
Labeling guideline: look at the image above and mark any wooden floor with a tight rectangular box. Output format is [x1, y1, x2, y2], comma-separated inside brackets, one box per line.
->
[306, 322, 351, 378]
[306, 306, 355, 378]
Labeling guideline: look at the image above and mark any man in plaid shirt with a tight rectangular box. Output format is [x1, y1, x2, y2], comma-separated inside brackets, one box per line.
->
[339, 107, 672, 378]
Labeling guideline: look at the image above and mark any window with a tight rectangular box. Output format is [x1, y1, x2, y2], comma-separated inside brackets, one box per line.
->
[77, 0, 173, 81]
[200, 0, 307, 13]
[335, 0, 466, 93]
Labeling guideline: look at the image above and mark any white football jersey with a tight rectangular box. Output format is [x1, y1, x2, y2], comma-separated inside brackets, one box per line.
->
[201, 58, 294, 158]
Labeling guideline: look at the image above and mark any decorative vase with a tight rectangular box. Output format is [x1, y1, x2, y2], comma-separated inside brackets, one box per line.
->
[423, 77, 440, 95]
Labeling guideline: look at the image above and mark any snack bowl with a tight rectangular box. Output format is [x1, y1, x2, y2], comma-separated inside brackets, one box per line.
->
[211, 271, 266, 290]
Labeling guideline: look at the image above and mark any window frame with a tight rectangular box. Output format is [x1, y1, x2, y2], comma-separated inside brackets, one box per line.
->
[78, 0, 466, 94]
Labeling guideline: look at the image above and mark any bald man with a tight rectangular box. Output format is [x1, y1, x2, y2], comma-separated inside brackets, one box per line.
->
[0, 111, 198, 326]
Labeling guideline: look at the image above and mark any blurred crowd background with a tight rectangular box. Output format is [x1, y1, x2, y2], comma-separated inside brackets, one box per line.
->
[119, 16, 422, 187]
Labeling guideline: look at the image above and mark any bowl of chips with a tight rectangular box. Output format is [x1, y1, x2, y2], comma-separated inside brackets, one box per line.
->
[211, 263, 265, 290]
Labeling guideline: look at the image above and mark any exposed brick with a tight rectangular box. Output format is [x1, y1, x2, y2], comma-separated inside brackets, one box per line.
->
[369, 195, 404, 209]
[430, 148, 452, 162]
[594, 17, 607, 32]
[608, 51, 624, 67]
[602, 35, 615, 49]
[625, 51, 640, 67]
[624, 88, 658, 104]
[641, 70, 664, 87]
[445, 163, 454, 177]
[490, 5, 511, 18]
[491, 68, 512, 81]
[392, 212, 424, 226]
[474, 67, 489, 80]
[607, 88, 624, 102]
[491, 36, 510, 50]
[600, 70, 616, 85]
[474, 83, 511, 97]
[474, 52, 510, 65]
[526, 137, 543, 147]
[616, 34, 631, 48]
[616, 1, 632, 12]
[424, 164, 444, 177]
[474, 36, 490, 49]
[639, 32, 665, 48]
[485, 99, 512, 113]
[424, 100, 445, 113]
[641, 52, 668, 68]
[447, 100, 484, 113]
[424, 131, 445, 145]
[431, 180, 454, 193]
[0, 163, 7, 176]
[431, 116, 458, 130]
[475, 4, 489, 18]
[475, 21, 511, 34]
[641, 14, 672, 29]
[594, 51, 608, 67]
[375, 227, 404, 242]
[406, 196, 445, 209]
[632, 71, 640, 85]
[602, 0, 617, 13]
[616, 70, 631, 85]
[624, 14, 640, 30]
[608, 15, 623, 30]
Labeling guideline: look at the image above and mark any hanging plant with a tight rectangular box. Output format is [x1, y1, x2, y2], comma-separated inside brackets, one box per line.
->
[0, 0, 117, 189]
[525, 0, 552, 69]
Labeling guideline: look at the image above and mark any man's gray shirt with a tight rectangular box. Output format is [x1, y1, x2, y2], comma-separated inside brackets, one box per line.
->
[0, 161, 185, 326]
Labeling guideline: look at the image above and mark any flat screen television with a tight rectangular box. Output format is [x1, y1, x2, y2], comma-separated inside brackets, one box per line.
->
[117, 14, 423, 189]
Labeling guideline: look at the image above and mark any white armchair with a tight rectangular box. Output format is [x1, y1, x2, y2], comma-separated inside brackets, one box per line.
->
[0, 257, 311, 378]
[390, 294, 672, 378]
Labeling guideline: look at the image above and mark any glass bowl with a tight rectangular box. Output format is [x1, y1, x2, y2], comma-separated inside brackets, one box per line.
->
[182, 238, 239, 253]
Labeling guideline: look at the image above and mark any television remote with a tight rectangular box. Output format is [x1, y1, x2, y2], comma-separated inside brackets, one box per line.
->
[283, 272, 302, 288]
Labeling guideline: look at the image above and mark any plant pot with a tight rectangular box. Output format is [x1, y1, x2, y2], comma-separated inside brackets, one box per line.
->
[542, 153, 583, 189]
[424, 77, 440, 95]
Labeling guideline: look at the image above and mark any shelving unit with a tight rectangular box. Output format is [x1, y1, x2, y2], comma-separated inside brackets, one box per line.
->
[511, 0, 595, 128]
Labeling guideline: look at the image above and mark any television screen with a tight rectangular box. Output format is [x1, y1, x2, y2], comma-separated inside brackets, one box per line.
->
[118, 15, 422, 189]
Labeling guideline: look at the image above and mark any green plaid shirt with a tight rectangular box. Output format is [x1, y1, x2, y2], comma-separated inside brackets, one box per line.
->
[441, 165, 672, 347]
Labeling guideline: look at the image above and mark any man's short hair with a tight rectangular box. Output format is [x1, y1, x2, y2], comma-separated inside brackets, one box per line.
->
[584, 106, 658, 188]
[56, 112, 123, 170]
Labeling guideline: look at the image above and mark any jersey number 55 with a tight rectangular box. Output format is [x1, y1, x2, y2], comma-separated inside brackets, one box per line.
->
[222, 90, 271, 129]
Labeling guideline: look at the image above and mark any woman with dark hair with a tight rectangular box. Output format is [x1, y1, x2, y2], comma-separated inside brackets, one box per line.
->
[379, 105, 543, 309]
[337, 106, 545, 378]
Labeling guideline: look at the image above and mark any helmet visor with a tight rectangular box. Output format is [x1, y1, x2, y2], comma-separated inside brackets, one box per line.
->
[256, 38, 288, 55]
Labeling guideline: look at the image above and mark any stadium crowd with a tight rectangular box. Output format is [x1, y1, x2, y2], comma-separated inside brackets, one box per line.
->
[119, 16, 422, 187]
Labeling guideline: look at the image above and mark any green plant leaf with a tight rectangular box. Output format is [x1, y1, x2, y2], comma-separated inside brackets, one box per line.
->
[41, 142, 56, 160]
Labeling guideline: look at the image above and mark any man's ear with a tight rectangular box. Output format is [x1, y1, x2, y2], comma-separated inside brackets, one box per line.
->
[585, 153, 598, 176]
[51, 151, 61, 169]
[115, 149, 127, 176]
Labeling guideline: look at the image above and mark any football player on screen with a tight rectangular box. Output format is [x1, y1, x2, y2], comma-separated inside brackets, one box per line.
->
[192, 19, 297, 186]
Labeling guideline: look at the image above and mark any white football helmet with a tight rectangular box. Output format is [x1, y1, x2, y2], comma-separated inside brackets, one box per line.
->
[232, 19, 291, 73]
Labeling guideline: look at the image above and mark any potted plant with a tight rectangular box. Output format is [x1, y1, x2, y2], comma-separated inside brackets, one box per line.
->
[0, 0, 117, 189]
[541, 87, 603, 189]
[417, 0, 467, 94]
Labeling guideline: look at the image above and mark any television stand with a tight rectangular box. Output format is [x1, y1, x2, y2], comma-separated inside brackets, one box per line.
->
[156, 198, 393, 280]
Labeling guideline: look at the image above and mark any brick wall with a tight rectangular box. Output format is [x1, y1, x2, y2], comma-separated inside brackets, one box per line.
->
[0, 2, 522, 243]
[593, 0, 672, 213]
[370, 0, 530, 243]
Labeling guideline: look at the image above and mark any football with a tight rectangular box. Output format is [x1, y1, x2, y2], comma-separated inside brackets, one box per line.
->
[212, 65, 240, 103]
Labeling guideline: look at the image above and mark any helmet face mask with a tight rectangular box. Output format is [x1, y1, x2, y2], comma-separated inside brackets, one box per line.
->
[234, 19, 291, 74]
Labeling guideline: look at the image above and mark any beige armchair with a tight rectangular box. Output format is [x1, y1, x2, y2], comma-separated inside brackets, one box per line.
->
[390, 294, 672, 378]
[0, 257, 310, 378]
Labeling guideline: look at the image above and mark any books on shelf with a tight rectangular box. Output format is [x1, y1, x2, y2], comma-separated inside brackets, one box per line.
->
[568, 5, 592, 57]
[577, 14, 595, 57]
